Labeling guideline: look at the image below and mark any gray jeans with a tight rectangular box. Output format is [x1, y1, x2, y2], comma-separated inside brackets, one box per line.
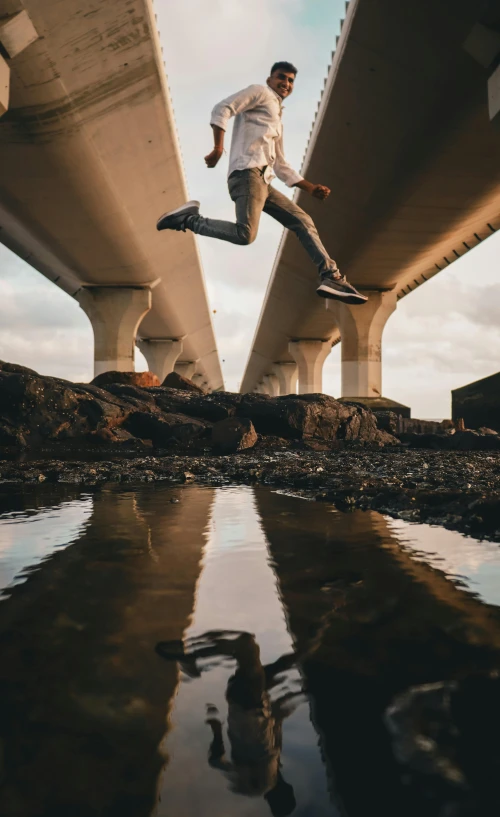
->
[186, 167, 337, 277]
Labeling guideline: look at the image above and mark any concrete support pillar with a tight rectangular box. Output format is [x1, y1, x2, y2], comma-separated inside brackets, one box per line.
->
[77, 286, 152, 377]
[136, 339, 183, 382]
[272, 362, 298, 396]
[0, 55, 9, 118]
[288, 340, 332, 394]
[263, 374, 279, 397]
[256, 382, 268, 395]
[175, 361, 197, 381]
[328, 290, 397, 399]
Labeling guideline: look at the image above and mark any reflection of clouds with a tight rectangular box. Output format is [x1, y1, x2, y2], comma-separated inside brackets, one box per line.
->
[0, 497, 93, 597]
[388, 518, 500, 606]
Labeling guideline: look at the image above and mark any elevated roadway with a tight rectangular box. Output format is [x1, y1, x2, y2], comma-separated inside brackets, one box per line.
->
[241, 0, 500, 408]
[0, 0, 223, 388]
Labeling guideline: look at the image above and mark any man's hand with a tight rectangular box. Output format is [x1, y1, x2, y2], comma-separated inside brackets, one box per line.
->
[205, 147, 223, 168]
[295, 179, 331, 200]
[311, 184, 330, 200]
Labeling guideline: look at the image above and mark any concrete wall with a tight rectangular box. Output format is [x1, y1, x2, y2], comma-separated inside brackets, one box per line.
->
[452, 371, 500, 431]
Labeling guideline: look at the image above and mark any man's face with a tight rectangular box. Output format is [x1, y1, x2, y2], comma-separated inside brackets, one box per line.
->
[267, 70, 295, 99]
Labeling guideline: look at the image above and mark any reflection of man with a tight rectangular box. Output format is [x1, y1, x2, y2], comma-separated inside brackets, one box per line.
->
[156, 631, 300, 816]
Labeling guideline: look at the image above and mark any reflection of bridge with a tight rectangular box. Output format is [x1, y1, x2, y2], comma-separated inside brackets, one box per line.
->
[2, 485, 500, 814]
[0, 0, 222, 389]
[0, 485, 213, 816]
[255, 489, 500, 816]
[241, 0, 500, 409]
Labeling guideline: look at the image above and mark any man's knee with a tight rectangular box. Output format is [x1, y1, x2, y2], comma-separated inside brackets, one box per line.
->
[236, 224, 258, 245]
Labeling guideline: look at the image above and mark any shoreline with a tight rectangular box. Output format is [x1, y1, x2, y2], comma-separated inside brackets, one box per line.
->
[2, 448, 500, 542]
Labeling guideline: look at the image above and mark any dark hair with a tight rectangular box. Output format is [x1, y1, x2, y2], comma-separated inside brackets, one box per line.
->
[270, 61, 298, 76]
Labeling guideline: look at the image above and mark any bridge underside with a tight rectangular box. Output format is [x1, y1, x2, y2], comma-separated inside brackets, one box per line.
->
[0, 0, 222, 388]
[241, 0, 500, 399]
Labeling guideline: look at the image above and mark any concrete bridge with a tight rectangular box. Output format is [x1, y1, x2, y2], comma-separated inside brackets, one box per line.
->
[0, 0, 223, 390]
[241, 0, 500, 411]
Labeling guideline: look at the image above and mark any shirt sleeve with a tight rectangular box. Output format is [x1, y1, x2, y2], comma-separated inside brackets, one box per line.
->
[210, 85, 265, 131]
[274, 129, 303, 188]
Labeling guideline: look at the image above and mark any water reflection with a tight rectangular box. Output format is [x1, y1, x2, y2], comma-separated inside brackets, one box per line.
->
[0, 485, 500, 816]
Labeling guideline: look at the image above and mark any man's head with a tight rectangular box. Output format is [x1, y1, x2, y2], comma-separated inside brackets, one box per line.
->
[267, 61, 298, 99]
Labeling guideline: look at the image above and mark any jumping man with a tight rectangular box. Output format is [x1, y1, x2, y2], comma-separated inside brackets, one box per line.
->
[156, 61, 367, 305]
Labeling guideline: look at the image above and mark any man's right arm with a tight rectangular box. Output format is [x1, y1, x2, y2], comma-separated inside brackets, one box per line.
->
[205, 85, 264, 169]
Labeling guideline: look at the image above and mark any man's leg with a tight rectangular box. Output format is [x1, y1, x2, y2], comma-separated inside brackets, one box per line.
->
[159, 168, 268, 245]
[264, 186, 337, 275]
[263, 187, 367, 304]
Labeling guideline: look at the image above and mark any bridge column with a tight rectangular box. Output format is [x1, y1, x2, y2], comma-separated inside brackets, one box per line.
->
[272, 362, 298, 396]
[77, 286, 152, 377]
[328, 290, 396, 399]
[175, 361, 197, 381]
[136, 339, 183, 382]
[288, 340, 331, 394]
[263, 374, 279, 397]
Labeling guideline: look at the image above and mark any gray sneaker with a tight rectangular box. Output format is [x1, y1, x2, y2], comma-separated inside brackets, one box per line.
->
[156, 200, 200, 232]
[317, 272, 368, 305]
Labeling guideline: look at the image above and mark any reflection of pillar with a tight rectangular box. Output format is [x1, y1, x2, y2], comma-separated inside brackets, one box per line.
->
[0, 484, 214, 817]
[136, 339, 183, 382]
[272, 362, 298, 396]
[174, 361, 197, 381]
[263, 374, 279, 397]
[328, 290, 397, 399]
[77, 286, 151, 376]
[254, 487, 500, 817]
[288, 340, 331, 394]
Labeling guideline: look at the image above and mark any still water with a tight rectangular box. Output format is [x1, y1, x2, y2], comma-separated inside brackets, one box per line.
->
[1, 484, 500, 817]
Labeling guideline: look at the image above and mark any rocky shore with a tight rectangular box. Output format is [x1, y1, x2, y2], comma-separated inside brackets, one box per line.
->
[1, 361, 499, 540]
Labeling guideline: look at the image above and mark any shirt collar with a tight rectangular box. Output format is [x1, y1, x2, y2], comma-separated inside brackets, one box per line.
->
[267, 84, 284, 108]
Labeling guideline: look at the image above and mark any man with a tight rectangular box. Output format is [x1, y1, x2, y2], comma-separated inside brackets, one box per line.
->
[157, 61, 367, 305]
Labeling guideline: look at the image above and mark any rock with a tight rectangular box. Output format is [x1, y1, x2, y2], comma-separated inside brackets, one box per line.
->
[385, 675, 500, 815]
[0, 360, 39, 376]
[237, 393, 396, 445]
[124, 411, 210, 447]
[180, 392, 241, 422]
[91, 371, 161, 388]
[162, 372, 204, 393]
[451, 430, 500, 450]
[212, 417, 258, 454]
[374, 411, 400, 434]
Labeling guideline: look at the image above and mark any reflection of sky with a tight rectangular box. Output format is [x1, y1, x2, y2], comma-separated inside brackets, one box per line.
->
[0, 497, 93, 597]
[157, 486, 336, 817]
[388, 518, 500, 606]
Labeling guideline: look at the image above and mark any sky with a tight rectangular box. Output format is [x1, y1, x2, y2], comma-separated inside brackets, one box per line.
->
[0, 0, 499, 418]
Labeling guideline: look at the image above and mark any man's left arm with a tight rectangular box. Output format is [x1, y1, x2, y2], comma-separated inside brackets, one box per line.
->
[275, 132, 330, 200]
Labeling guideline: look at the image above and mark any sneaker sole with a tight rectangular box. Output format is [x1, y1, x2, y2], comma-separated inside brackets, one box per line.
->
[317, 284, 368, 304]
[156, 200, 200, 230]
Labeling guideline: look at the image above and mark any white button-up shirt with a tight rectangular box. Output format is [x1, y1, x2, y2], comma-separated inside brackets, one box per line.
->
[210, 84, 303, 187]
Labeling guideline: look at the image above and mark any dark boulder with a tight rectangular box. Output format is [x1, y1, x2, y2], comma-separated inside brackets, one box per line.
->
[162, 372, 204, 393]
[181, 392, 241, 423]
[124, 411, 210, 447]
[212, 417, 258, 454]
[402, 430, 500, 451]
[91, 371, 161, 388]
[0, 360, 39, 376]
[237, 393, 396, 444]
